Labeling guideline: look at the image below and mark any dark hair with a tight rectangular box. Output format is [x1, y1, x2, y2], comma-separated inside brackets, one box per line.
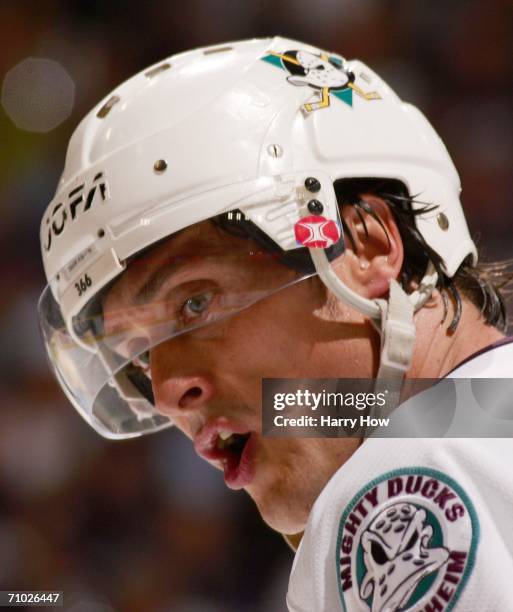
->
[215, 178, 511, 333]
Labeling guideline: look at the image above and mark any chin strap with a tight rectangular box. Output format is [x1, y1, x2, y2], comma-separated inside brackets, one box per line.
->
[370, 280, 416, 432]
[374, 279, 415, 380]
[309, 248, 438, 434]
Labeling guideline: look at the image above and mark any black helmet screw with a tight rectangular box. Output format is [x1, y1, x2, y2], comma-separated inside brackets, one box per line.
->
[304, 177, 321, 193]
[307, 199, 324, 214]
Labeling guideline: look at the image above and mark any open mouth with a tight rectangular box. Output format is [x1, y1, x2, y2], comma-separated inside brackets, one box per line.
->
[194, 422, 257, 489]
[217, 431, 251, 454]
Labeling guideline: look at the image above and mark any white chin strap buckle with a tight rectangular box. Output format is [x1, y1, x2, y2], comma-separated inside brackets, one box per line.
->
[376, 279, 415, 380]
[369, 280, 415, 437]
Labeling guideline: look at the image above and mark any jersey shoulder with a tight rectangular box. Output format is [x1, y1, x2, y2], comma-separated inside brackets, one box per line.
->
[288, 436, 513, 611]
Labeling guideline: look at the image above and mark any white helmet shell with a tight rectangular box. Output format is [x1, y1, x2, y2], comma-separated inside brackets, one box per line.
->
[41, 36, 476, 323]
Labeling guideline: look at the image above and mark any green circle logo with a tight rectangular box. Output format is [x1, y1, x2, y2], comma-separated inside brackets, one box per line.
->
[337, 468, 479, 611]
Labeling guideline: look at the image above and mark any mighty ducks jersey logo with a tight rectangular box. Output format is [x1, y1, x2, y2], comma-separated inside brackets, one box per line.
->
[261, 49, 380, 113]
[336, 468, 479, 612]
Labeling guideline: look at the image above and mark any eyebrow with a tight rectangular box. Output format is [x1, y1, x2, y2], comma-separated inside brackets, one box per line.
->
[134, 257, 193, 305]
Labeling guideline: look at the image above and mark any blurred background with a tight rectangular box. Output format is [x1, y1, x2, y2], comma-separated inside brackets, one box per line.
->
[0, 0, 511, 610]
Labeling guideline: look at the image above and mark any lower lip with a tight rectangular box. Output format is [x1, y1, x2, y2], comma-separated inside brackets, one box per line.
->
[223, 433, 257, 490]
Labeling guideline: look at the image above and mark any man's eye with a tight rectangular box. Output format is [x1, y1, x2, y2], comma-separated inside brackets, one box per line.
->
[181, 292, 214, 321]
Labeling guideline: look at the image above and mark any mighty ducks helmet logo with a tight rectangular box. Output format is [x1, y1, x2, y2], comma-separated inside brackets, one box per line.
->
[261, 49, 380, 113]
[337, 468, 479, 612]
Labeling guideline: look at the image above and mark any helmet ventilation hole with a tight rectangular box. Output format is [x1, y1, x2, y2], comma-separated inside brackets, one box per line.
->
[203, 46, 233, 55]
[145, 63, 171, 79]
[96, 95, 120, 119]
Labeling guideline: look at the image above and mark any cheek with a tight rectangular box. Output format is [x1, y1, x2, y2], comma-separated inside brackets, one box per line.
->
[215, 318, 307, 381]
[215, 288, 321, 375]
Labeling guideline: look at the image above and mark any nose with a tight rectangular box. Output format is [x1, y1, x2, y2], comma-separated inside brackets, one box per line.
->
[149, 342, 215, 419]
[153, 374, 215, 418]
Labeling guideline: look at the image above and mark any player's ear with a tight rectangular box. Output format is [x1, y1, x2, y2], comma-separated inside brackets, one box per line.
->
[338, 194, 404, 299]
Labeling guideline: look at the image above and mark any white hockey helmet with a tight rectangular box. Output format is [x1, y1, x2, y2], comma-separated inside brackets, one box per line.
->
[38, 37, 477, 439]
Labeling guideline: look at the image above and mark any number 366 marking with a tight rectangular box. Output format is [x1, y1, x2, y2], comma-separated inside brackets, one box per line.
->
[75, 274, 92, 297]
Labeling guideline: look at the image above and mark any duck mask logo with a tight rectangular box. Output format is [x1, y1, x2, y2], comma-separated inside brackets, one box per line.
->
[262, 49, 381, 113]
[336, 468, 479, 612]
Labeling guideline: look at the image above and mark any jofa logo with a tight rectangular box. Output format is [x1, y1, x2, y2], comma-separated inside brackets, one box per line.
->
[262, 49, 380, 113]
[42, 172, 109, 252]
[337, 468, 478, 612]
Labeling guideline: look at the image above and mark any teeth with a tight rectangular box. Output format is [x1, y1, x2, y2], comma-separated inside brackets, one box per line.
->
[217, 431, 235, 451]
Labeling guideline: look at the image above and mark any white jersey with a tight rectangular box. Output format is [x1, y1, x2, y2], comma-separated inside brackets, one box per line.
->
[287, 340, 513, 612]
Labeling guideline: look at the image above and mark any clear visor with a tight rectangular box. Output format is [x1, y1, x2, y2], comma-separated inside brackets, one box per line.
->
[39, 249, 315, 439]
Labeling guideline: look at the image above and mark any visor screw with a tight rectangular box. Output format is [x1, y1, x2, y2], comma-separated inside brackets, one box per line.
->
[305, 177, 321, 193]
[267, 144, 283, 158]
[437, 212, 449, 231]
[153, 159, 168, 173]
[307, 199, 324, 214]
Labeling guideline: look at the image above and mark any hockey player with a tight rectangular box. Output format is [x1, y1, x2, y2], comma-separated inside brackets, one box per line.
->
[38, 38, 513, 610]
